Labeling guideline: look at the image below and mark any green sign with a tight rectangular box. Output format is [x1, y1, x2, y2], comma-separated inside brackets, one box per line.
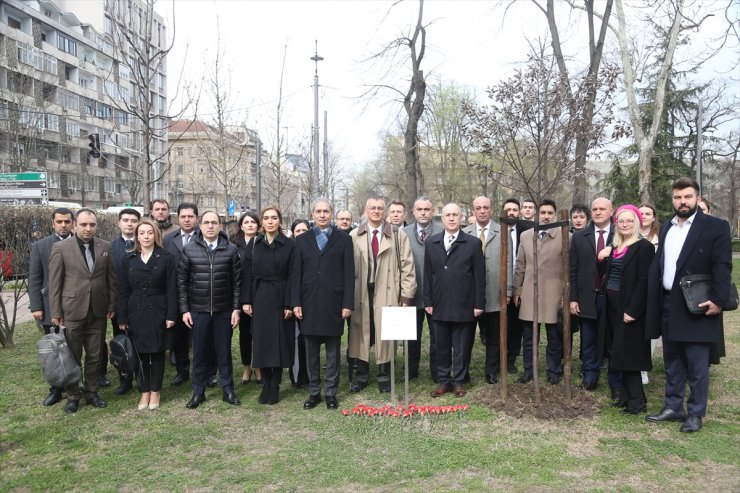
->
[0, 172, 46, 182]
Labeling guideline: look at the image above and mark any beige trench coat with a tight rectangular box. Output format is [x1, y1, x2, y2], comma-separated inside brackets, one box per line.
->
[513, 227, 564, 324]
[349, 222, 416, 364]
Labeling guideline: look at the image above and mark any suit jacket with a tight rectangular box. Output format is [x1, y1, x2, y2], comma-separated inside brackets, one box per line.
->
[646, 210, 732, 343]
[463, 221, 508, 312]
[569, 223, 614, 319]
[49, 236, 117, 321]
[291, 227, 355, 337]
[423, 230, 485, 323]
[402, 221, 443, 309]
[514, 227, 564, 324]
[28, 234, 67, 326]
[164, 227, 200, 258]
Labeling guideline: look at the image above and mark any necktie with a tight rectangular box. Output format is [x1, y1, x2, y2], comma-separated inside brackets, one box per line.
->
[479, 228, 486, 254]
[83, 243, 94, 272]
[124, 239, 134, 250]
[446, 235, 454, 253]
[539, 231, 546, 241]
[209, 243, 215, 251]
[420, 228, 426, 243]
[183, 233, 190, 247]
[371, 230, 379, 259]
[316, 230, 328, 251]
[595, 229, 606, 288]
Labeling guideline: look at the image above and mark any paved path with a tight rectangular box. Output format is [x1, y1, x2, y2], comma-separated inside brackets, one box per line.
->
[2, 291, 35, 325]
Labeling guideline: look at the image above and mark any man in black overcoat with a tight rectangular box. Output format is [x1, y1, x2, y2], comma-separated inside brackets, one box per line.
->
[28, 207, 73, 406]
[424, 203, 485, 398]
[645, 177, 732, 433]
[293, 198, 354, 410]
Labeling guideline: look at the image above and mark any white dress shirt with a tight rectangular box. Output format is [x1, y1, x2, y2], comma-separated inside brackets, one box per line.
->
[662, 212, 696, 290]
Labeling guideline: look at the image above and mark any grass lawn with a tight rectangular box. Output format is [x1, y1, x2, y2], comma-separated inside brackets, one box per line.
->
[1, 262, 738, 492]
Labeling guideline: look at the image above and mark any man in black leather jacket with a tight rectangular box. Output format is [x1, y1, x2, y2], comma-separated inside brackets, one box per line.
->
[177, 211, 241, 409]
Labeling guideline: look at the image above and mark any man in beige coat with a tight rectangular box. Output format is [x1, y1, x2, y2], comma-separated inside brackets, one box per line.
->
[49, 209, 117, 413]
[513, 198, 564, 385]
[349, 196, 416, 393]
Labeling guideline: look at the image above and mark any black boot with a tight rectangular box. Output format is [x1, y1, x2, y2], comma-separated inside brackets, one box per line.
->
[114, 373, 133, 395]
[267, 368, 281, 405]
[258, 368, 270, 404]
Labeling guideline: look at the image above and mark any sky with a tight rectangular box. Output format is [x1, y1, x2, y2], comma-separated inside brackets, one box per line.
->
[159, 0, 738, 172]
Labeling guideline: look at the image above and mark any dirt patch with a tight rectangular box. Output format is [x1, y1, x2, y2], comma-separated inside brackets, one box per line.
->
[474, 382, 603, 420]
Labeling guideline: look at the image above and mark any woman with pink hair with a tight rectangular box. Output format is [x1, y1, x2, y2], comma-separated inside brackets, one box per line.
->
[597, 205, 655, 414]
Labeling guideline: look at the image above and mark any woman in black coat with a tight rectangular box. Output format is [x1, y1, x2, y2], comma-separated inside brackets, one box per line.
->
[242, 206, 295, 405]
[118, 219, 177, 410]
[233, 210, 260, 385]
[598, 205, 655, 414]
[288, 219, 310, 389]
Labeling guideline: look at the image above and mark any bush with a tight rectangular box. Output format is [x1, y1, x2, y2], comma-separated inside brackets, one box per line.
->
[733, 238, 740, 253]
[0, 206, 118, 346]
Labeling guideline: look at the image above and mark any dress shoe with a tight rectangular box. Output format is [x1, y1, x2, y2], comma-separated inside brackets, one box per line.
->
[547, 374, 561, 385]
[517, 372, 533, 384]
[580, 381, 598, 391]
[186, 393, 206, 409]
[646, 407, 687, 423]
[303, 394, 322, 410]
[43, 389, 63, 407]
[486, 374, 498, 385]
[258, 384, 269, 404]
[171, 372, 189, 386]
[409, 371, 419, 381]
[621, 403, 647, 414]
[100, 375, 111, 388]
[137, 403, 148, 411]
[350, 382, 367, 393]
[85, 394, 107, 408]
[114, 381, 133, 396]
[379, 381, 391, 393]
[64, 400, 79, 414]
[325, 396, 338, 410]
[453, 385, 466, 397]
[680, 416, 702, 433]
[609, 400, 628, 409]
[241, 378, 251, 385]
[430, 384, 452, 398]
[207, 375, 218, 388]
[507, 362, 518, 374]
[222, 390, 241, 405]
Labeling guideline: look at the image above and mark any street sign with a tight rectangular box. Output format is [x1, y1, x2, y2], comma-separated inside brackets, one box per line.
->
[228, 200, 236, 216]
[0, 172, 48, 205]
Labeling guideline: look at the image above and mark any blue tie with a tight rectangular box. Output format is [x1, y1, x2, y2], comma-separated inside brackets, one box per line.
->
[316, 230, 328, 251]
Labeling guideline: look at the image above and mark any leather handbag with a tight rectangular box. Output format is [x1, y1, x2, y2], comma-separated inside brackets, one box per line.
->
[679, 274, 739, 314]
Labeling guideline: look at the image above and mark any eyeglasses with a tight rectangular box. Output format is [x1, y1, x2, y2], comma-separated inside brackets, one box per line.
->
[616, 219, 635, 225]
[367, 206, 385, 212]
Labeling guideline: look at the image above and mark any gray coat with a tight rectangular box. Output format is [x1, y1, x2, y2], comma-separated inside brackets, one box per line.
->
[402, 222, 443, 309]
[28, 234, 67, 326]
[463, 221, 510, 313]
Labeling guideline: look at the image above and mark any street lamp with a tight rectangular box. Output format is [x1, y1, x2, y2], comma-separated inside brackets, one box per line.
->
[311, 40, 323, 201]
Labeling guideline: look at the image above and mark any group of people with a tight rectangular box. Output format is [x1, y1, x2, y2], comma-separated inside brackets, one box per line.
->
[28, 176, 731, 433]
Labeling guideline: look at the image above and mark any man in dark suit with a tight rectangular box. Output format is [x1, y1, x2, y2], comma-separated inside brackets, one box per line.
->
[424, 203, 485, 398]
[107, 208, 141, 395]
[293, 198, 354, 410]
[29, 207, 73, 406]
[645, 177, 732, 433]
[402, 196, 443, 381]
[569, 197, 616, 392]
[49, 209, 117, 413]
[164, 203, 200, 386]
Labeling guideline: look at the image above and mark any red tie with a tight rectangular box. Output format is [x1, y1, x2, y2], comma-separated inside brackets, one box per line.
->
[420, 228, 426, 243]
[595, 229, 606, 288]
[372, 230, 379, 259]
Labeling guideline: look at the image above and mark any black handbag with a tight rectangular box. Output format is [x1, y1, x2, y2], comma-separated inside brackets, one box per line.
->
[679, 274, 739, 314]
[109, 333, 140, 376]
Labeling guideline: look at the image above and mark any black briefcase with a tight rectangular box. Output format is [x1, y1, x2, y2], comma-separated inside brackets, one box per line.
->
[679, 274, 738, 314]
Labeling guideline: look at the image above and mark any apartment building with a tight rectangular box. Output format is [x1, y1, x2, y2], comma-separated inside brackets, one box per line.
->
[0, 0, 168, 207]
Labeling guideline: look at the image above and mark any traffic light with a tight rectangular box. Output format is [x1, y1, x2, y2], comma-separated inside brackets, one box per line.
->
[88, 133, 101, 158]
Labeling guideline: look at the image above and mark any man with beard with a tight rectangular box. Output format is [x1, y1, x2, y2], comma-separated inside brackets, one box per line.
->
[645, 177, 731, 433]
[29, 208, 73, 406]
[151, 199, 178, 237]
[335, 210, 354, 233]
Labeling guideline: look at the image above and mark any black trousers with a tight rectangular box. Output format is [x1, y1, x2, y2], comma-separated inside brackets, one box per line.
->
[305, 335, 341, 397]
[475, 311, 502, 376]
[191, 311, 233, 394]
[435, 320, 472, 386]
[171, 317, 191, 375]
[506, 300, 523, 364]
[238, 312, 253, 366]
[408, 308, 436, 378]
[521, 322, 563, 377]
[620, 370, 645, 410]
[138, 351, 165, 392]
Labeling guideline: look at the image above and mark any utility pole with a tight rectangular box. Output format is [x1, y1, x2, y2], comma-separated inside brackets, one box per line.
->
[323, 110, 328, 197]
[696, 102, 703, 193]
[311, 40, 323, 201]
[256, 138, 262, 212]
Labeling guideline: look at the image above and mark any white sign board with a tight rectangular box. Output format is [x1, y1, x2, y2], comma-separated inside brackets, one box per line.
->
[380, 306, 417, 341]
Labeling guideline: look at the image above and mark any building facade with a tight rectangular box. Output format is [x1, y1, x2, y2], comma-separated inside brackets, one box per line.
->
[0, 0, 167, 208]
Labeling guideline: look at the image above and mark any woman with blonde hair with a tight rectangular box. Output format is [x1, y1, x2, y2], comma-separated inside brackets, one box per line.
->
[597, 205, 655, 414]
[117, 218, 177, 410]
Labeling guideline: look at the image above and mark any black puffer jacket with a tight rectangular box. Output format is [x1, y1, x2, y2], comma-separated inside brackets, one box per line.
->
[177, 230, 241, 314]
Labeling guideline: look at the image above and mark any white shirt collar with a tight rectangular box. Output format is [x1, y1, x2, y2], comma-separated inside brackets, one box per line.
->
[671, 211, 697, 226]
[477, 221, 491, 236]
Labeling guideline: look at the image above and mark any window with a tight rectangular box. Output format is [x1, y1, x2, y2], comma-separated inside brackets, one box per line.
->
[65, 121, 80, 137]
[105, 80, 117, 98]
[96, 103, 113, 120]
[17, 42, 43, 70]
[104, 177, 116, 193]
[57, 35, 77, 56]
[8, 17, 21, 29]
[115, 110, 129, 126]
[81, 97, 95, 115]
[86, 175, 99, 191]
[159, 95, 166, 113]
[177, 164, 183, 173]
[48, 171, 59, 189]
[43, 114, 59, 132]
[118, 86, 129, 102]
[104, 16, 112, 34]
[58, 89, 79, 109]
[176, 147, 183, 156]
[118, 64, 130, 81]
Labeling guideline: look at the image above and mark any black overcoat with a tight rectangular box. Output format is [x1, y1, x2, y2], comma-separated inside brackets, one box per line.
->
[423, 231, 485, 323]
[117, 247, 177, 353]
[291, 227, 354, 337]
[645, 211, 732, 344]
[244, 233, 295, 368]
[569, 223, 614, 320]
[598, 239, 654, 371]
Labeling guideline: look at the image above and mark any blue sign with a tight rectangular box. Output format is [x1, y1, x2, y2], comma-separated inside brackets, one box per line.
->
[228, 200, 236, 216]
